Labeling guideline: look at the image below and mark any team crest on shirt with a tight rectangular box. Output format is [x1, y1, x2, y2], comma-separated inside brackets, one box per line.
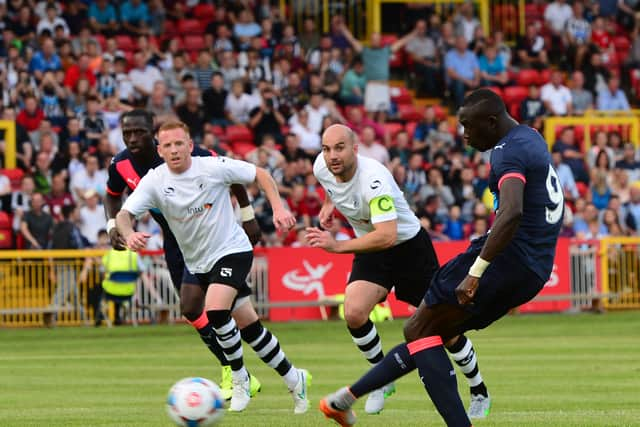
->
[370, 179, 381, 189]
[163, 186, 175, 196]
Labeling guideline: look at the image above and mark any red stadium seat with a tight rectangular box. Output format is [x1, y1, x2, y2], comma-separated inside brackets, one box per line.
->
[192, 4, 216, 22]
[538, 69, 552, 85]
[503, 86, 529, 106]
[397, 104, 424, 122]
[162, 20, 178, 38]
[380, 34, 398, 46]
[509, 102, 521, 121]
[405, 121, 418, 139]
[231, 141, 256, 158]
[95, 34, 106, 50]
[115, 35, 135, 52]
[390, 86, 413, 105]
[383, 122, 404, 138]
[178, 19, 204, 35]
[183, 35, 206, 52]
[516, 69, 541, 86]
[431, 105, 448, 121]
[1, 168, 24, 190]
[226, 125, 253, 143]
[0, 228, 12, 249]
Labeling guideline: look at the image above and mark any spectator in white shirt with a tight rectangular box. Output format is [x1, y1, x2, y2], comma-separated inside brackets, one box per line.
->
[541, 70, 573, 116]
[79, 190, 106, 246]
[544, 0, 573, 35]
[225, 79, 254, 124]
[70, 154, 107, 200]
[290, 109, 321, 154]
[37, 4, 70, 37]
[128, 51, 163, 100]
[358, 126, 389, 165]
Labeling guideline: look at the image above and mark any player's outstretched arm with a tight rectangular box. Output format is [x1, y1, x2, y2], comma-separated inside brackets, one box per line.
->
[104, 193, 127, 250]
[456, 178, 524, 305]
[254, 167, 296, 231]
[307, 219, 397, 254]
[230, 183, 261, 245]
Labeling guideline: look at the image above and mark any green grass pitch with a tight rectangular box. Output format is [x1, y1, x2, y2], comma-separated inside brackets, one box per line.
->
[1, 312, 639, 426]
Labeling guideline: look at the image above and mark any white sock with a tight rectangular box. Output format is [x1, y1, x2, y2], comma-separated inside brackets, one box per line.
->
[283, 365, 299, 390]
[231, 366, 248, 382]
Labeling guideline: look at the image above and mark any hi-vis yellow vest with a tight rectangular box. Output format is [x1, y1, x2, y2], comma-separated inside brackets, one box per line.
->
[101, 249, 139, 297]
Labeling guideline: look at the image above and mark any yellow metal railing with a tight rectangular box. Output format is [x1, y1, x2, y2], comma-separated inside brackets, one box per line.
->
[544, 115, 640, 152]
[0, 249, 106, 327]
[600, 237, 640, 310]
[0, 120, 16, 169]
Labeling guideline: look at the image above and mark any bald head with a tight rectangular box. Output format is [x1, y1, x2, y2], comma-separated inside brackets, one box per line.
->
[322, 124, 356, 147]
[321, 124, 358, 180]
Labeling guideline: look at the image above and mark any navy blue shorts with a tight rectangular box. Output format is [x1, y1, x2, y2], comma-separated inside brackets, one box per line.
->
[424, 235, 546, 331]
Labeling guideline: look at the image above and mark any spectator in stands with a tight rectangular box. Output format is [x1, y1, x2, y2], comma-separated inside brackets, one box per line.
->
[29, 37, 61, 82]
[412, 106, 438, 159]
[608, 131, 625, 162]
[544, 0, 573, 60]
[37, 3, 69, 38]
[147, 0, 166, 36]
[553, 127, 589, 183]
[64, 52, 96, 91]
[516, 23, 548, 70]
[570, 71, 594, 115]
[13, 6, 35, 44]
[46, 172, 74, 222]
[11, 175, 34, 231]
[574, 202, 607, 237]
[389, 130, 412, 169]
[519, 85, 546, 128]
[32, 150, 52, 194]
[192, 50, 215, 91]
[406, 19, 441, 97]
[79, 189, 106, 246]
[478, 44, 509, 87]
[299, 17, 319, 53]
[20, 192, 53, 249]
[176, 87, 206, 143]
[89, 0, 118, 35]
[443, 205, 465, 240]
[146, 81, 172, 124]
[405, 152, 427, 197]
[453, 2, 480, 43]
[564, 1, 591, 70]
[444, 35, 480, 110]
[62, 0, 87, 36]
[588, 130, 616, 168]
[341, 21, 418, 116]
[290, 109, 321, 155]
[340, 56, 366, 105]
[617, 0, 639, 30]
[70, 154, 106, 200]
[541, 70, 573, 116]
[597, 75, 631, 111]
[552, 150, 580, 201]
[624, 183, 640, 232]
[469, 216, 488, 240]
[81, 96, 107, 148]
[357, 125, 389, 165]
[418, 166, 455, 210]
[591, 170, 612, 210]
[218, 50, 245, 91]
[234, 9, 262, 48]
[611, 169, 632, 204]
[345, 105, 384, 140]
[249, 86, 285, 144]
[615, 143, 640, 181]
[201, 72, 228, 127]
[583, 50, 610, 95]
[425, 121, 456, 161]
[120, 0, 150, 36]
[225, 78, 254, 124]
[129, 51, 163, 103]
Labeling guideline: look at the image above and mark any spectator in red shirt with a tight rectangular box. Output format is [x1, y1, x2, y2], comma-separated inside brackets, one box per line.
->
[64, 53, 97, 90]
[46, 172, 74, 222]
[287, 183, 311, 227]
[16, 95, 45, 132]
[345, 106, 385, 140]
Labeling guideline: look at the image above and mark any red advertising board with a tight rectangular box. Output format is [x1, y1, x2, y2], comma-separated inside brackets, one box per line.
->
[266, 238, 571, 321]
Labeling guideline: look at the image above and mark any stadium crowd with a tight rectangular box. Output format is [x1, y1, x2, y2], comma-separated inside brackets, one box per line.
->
[3, 0, 640, 251]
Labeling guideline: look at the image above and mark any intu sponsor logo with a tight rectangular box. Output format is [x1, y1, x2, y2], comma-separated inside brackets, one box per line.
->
[187, 203, 213, 216]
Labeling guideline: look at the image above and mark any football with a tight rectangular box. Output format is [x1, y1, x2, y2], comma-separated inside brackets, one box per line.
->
[166, 377, 225, 426]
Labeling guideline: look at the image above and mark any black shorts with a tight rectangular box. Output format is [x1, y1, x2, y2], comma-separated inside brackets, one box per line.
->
[163, 234, 200, 289]
[194, 251, 253, 299]
[425, 235, 547, 331]
[348, 228, 439, 307]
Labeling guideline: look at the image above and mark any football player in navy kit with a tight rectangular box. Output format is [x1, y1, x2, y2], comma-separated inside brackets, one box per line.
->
[104, 110, 262, 399]
[320, 89, 563, 427]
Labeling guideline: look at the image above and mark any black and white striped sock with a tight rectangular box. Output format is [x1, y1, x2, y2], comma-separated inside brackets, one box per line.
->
[207, 310, 246, 379]
[448, 335, 488, 397]
[241, 320, 298, 389]
[348, 320, 384, 364]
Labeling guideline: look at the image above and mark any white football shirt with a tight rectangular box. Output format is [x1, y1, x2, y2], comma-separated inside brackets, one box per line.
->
[122, 156, 255, 274]
[314, 154, 420, 244]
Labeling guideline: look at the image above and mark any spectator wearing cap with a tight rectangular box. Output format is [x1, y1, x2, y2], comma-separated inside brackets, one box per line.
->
[541, 70, 573, 116]
[120, 0, 151, 36]
[445, 35, 480, 110]
[341, 21, 419, 116]
[597, 76, 631, 111]
[88, 0, 118, 36]
[29, 37, 62, 82]
[37, 3, 69, 37]
[79, 189, 106, 246]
